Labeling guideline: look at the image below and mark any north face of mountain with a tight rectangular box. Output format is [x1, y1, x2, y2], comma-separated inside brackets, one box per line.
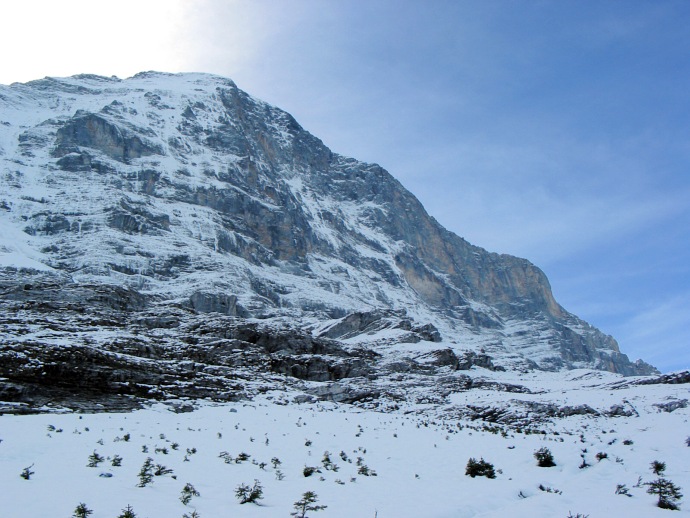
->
[0, 72, 656, 408]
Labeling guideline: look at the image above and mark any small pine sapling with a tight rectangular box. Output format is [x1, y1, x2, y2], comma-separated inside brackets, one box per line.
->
[595, 452, 608, 462]
[235, 480, 264, 504]
[615, 484, 632, 497]
[118, 505, 137, 518]
[137, 457, 154, 487]
[534, 447, 556, 467]
[72, 503, 93, 517]
[111, 454, 123, 467]
[647, 478, 683, 510]
[180, 482, 200, 505]
[20, 464, 35, 480]
[579, 453, 590, 469]
[357, 464, 377, 476]
[154, 463, 173, 476]
[235, 452, 250, 463]
[182, 511, 200, 518]
[538, 484, 562, 494]
[87, 451, 105, 467]
[651, 460, 667, 476]
[303, 466, 319, 477]
[291, 491, 327, 518]
[465, 458, 496, 479]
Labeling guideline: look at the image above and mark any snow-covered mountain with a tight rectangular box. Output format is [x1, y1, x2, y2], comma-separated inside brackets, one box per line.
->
[3, 71, 690, 518]
[0, 71, 660, 412]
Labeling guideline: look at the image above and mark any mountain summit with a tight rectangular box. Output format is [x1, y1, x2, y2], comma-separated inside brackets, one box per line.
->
[0, 72, 656, 409]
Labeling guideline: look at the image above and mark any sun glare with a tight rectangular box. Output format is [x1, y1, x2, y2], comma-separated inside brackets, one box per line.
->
[0, 0, 190, 84]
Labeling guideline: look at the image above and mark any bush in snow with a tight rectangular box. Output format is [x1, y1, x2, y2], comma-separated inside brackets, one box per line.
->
[321, 451, 338, 471]
[534, 447, 556, 467]
[538, 484, 562, 494]
[20, 464, 35, 480]
[235, 480, 263, 504]
[180, 482, 200, 505]
[595, 452, 608, 462]
[72, 503, 93, 517]
[357, 464, 377, 476]
[111, 454, 123, 467]
[465, 458, 496, 479]
[291, 491, 327, 518]
[303, 466, 320, 477]
[182, 512, 200, 518]
[154, 463, 173, 476]
[235, 452, 251, 463]
[647, 478, 683, 510]
[87, 450, 105, 468]
[615, 484, 632, 497]
[651, 460, 667, 476]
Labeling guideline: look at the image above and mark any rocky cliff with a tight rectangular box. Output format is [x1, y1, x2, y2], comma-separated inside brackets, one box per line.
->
[0, 72, 656, 411]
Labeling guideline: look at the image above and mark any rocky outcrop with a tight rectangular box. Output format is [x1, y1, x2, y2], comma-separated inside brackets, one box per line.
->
[53, 111, 162, 162]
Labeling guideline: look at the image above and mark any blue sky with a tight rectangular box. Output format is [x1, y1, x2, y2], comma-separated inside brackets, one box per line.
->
[2, 1, 689, 371]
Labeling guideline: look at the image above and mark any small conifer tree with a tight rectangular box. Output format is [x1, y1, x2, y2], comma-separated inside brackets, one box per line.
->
[291, 491, 327, 517]
[235, 480, 263, 504]
[465, 458, 496, 479]
[154, 463, 173, 476]
[72, 503, 93, 517]
[647, 478, 683, 510]
[534, 447, 556, 467]
[180, 482, 201, 505]
[87, 451, 105, 468]
[137, 457, 154, 487]
[118, 505, 137, 518]
[651, 460, 667, 476]
[20, 464, 34, 480]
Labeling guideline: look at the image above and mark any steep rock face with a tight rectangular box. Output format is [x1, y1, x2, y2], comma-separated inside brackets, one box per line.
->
[0, 71, 656, 386]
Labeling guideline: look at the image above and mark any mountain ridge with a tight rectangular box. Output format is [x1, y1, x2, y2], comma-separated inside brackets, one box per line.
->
[0, 71, 657, 412]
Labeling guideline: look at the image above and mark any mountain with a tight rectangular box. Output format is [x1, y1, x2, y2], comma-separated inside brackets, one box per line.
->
[0, 72, 657, 412]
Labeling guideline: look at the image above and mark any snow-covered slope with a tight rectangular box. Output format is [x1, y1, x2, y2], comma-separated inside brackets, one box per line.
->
[2, 376, 689, 517]
[0, 72, 654, 378]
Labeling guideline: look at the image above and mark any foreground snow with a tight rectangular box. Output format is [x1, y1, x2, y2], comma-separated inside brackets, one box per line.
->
[2, 378, 689, 518]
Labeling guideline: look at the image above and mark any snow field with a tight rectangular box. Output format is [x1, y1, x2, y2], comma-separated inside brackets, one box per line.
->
[2, 393, 689, 518]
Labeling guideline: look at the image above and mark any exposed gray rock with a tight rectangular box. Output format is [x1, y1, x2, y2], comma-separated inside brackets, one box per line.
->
[654, 399, 688, 413]
[53, 112, 162, 162]
[189, 292, 243, 316]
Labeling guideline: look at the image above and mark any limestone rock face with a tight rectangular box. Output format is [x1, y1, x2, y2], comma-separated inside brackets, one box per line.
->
[54, 112, 162, 162]
[0, 72, 658, 411]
